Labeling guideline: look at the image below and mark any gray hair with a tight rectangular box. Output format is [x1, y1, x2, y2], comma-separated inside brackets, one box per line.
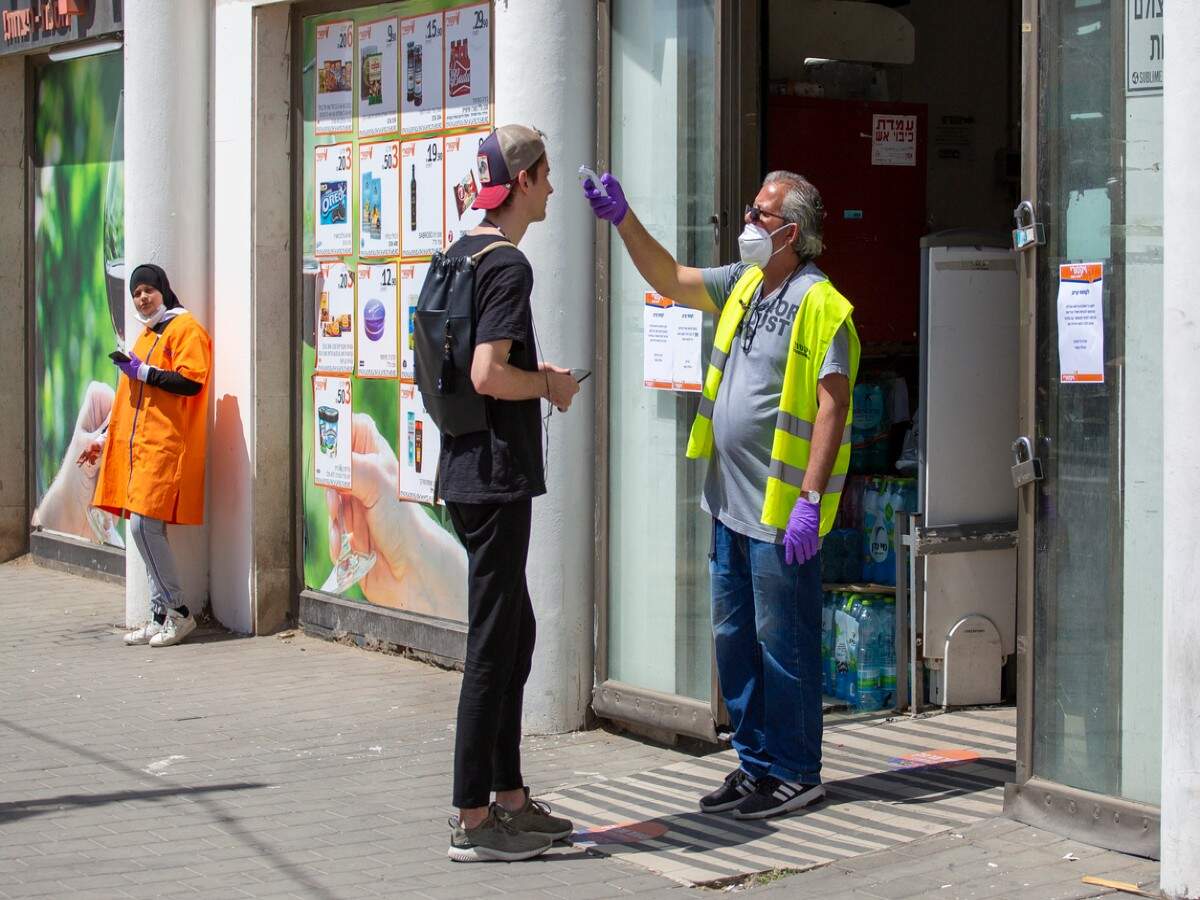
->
[764, 170, 825, 260]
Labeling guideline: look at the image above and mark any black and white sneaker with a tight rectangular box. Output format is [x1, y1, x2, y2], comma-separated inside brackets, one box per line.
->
[699, 767, 757, 814]
[731, 776, 825, 820]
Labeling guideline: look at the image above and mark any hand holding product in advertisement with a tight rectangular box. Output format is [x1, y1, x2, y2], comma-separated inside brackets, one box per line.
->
[581, 171, 628, 226]
[32, 381, 123, 547]
[325, 412, 467, 619]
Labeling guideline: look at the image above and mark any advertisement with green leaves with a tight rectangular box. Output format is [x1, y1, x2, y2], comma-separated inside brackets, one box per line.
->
[30, 51, 125, 549]
[301, 1, 494, 622]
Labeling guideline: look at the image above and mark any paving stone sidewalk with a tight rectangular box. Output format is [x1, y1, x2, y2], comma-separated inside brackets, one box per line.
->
[0, 559, 1160, 899]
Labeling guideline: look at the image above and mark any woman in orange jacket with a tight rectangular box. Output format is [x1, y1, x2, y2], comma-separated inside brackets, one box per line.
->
[91, 264, 212, 647]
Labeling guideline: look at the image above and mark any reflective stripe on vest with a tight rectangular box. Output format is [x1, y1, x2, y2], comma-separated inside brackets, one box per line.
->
[686, 269, 861, 536]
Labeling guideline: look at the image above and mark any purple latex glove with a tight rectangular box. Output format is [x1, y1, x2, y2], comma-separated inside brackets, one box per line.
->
[783, 496, 821, 566]
[115, 351, 146, 382]
[582, 172, 628, 226]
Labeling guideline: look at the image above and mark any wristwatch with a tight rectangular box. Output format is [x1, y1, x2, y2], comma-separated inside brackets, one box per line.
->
[802, 490, 821, 505]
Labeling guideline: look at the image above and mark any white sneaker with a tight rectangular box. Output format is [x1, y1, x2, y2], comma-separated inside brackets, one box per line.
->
[149, 613, 196, 647]
[124, 620, 163, 646]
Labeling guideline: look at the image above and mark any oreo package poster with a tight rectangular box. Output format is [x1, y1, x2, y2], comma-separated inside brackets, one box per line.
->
[302, 2, 493, 622]
[29, 51, 126, 550]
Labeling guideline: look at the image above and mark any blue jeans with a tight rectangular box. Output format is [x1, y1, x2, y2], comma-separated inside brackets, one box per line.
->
[710, 519, 823, 784]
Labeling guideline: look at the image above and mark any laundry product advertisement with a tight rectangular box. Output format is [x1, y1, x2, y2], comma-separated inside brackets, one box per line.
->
[356, 262, 399, 379]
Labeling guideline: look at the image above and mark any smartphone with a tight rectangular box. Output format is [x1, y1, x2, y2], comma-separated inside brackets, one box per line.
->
[570, 368, 591, 384]
[108, 350, 131, 364]
[577, 165, 608, 198]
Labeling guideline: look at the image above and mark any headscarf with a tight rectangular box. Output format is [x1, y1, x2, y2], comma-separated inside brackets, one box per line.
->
[129, 263, 181, 309]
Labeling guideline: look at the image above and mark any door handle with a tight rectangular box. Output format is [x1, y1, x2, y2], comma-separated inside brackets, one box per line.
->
[1011, 436, 1043, 489]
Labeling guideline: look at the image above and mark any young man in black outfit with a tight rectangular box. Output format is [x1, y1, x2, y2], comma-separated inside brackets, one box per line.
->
[441, 124, 581, 863]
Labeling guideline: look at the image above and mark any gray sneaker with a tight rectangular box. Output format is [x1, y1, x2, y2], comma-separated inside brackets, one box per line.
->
[447, 805, 553, 862]
[496, 788, 573, 841]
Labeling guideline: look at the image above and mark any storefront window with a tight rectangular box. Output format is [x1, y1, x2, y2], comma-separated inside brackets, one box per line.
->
[29, 52, 125, 550]
[1032, 0, 1162, 804]
[606, 0, 716, 701]
[299, 2, 498, 623]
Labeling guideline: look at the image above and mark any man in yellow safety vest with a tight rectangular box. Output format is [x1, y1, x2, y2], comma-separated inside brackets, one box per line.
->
[583, 170, 859, 820]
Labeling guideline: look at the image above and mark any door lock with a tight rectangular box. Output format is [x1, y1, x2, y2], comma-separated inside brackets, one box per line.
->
[1012, 200, 1045, 253]
[1011, 436, 1043, 488]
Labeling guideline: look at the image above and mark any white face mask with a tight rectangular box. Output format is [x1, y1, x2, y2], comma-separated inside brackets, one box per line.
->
[134, 303, 167, 328]
[737, 221, 793, 268]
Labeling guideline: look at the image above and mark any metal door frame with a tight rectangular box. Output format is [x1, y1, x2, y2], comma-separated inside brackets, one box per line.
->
[1003, 0, 1159, 858]
[590, 0, 759, 743]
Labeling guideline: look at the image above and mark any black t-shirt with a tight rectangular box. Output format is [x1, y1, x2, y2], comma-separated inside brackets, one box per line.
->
[436, 233, 546, 503]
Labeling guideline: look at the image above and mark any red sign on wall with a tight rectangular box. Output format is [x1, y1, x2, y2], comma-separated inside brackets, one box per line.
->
[2, 1, 122, 56]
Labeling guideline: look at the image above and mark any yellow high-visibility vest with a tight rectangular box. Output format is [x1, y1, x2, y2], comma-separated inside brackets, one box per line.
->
[686, 266, 861, 536]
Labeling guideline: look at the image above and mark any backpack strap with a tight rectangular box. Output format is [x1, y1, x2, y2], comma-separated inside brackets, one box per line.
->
[469, 240, 517, 263]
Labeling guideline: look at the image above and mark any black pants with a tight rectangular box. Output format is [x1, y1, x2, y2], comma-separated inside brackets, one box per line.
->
[447, 498, 537, 809]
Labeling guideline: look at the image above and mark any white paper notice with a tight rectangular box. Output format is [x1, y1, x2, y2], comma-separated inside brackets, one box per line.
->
[643, 293, 703, 392]
[444, 2, 491, 130]
[359, 141, 400, 258]
[444, 130, 487, 246]
[316, 262, 356, 374]
[400, 12, 445, 135]
[399, 261, 429, 383]
[871, 114, 918, 167]
[1057, 263, 1105, 383]
[399, 383, 442, 503]
[356, 262, 399, 379]
[401, 136, 444, 257]
[358, 18, 399, 138]
[315, 143, 354, 258]
[314, 375, 353, 490]
[315, 20, 354, 134]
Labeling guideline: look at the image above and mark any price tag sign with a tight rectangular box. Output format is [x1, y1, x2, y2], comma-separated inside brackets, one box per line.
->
[313, 375, 353, 489]
[315, 143, 354, 258]
[444, 2, 491, 129]
[400, 136, 444, 257]
[443, 130, 488, 246]
[399, 383, 442, 503]
[357, 262, 399, 379]
[399, 261, 430, 383]
[315, 20, 354, 134]
[400, 12, 446, 136]
[359, 140, 400, 258]
[316, 261, 356, 374]
[358, 17, 399, 137]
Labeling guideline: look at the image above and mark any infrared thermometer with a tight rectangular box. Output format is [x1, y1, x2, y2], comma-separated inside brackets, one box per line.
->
[578, 165, 608, 197]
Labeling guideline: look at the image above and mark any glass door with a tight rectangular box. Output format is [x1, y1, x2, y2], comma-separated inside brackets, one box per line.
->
[1022, 0, 1163, 807]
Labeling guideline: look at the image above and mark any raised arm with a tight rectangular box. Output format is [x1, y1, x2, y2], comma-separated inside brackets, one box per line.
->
[584, 174, 719, 316]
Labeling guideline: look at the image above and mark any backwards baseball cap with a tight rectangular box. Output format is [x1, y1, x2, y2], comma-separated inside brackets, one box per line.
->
[472, 124, 547, 211]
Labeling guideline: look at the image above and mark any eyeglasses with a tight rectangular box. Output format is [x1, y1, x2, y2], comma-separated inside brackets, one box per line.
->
[745, 204, 786, 224]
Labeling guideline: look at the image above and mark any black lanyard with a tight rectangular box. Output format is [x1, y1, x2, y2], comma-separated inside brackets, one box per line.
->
[739, 264, 802, 355]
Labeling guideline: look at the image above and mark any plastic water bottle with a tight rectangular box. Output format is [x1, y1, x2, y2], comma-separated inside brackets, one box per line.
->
[834, 594, 851, 700]
[880, 596, 898, 708]
[856, 597, 885, 711]
[843, 595, 863, 706]
[821, 592, 837, 696]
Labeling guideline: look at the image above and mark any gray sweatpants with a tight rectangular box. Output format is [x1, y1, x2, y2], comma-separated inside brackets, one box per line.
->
[129, 514, 184, 616]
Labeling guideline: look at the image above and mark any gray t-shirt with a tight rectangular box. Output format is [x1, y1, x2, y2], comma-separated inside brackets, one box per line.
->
[699, 261, 851, 544]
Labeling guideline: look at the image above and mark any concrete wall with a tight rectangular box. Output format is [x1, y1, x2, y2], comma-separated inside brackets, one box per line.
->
[1161, 3, 1200, 894]
[0, 56, 27, 563]
[209, 0, 294, 634]
[493, 0, 597, 734]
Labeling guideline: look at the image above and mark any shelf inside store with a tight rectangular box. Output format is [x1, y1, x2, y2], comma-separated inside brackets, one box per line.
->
[821, 582, 897, 594]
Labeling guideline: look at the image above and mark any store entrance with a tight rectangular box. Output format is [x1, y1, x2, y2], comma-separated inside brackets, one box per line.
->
[758, 0, 1023, 718]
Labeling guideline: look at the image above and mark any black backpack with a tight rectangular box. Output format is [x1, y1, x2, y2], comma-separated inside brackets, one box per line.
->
[413, 240, 515, 437]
